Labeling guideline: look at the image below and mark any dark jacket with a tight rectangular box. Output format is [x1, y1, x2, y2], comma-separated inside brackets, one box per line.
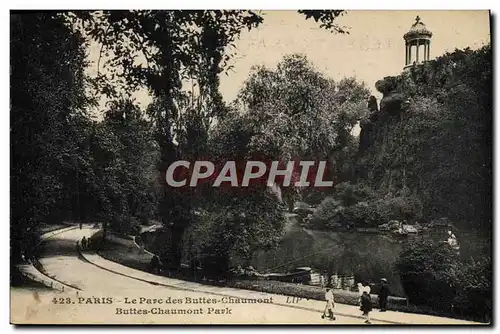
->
[379, 285, 390, 299]
[361, 293, 372, 313]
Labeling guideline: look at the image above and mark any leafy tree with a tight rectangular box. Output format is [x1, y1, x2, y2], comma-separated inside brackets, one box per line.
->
[102, 99, 159, 223]
[185, 190, 287, 273]
[396, 237, 492, 322]
[69, 10, 349, 268]
[10, 12, 95, 262]
[453, 256, 492, 322]
[88, 99, 160, 236]
[333, 182, 376, 207]
[230, 54, 370, 209]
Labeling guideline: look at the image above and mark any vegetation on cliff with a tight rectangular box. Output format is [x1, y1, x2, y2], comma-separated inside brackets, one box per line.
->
[353, 45, 492, 233]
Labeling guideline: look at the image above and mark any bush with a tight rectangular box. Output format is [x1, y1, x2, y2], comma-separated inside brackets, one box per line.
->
[453, 256, 492, 322]
[110, 215, 142, 236]
[228, 279, 409, 309]
[373, 195, 423, 223]
[308, 197, 342, 228]
[88, 229, 104, 249]
[396, 238, 492, 321]
[333, 182, 376, 207]
[396, 239, 459, 311]
[310, 191, 422, 229]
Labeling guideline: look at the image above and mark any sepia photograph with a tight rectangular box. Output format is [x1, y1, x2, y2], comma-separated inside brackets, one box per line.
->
[9, 9, 492, 325]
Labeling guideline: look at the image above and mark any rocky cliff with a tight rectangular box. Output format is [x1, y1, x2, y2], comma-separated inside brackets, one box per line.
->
[354, 46, 491, 231]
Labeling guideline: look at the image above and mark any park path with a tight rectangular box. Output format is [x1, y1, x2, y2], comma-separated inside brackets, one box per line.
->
[12, 227, 482, 325]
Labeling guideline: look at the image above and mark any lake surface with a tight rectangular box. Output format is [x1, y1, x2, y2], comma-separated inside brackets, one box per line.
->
[250, 219, 406, 296]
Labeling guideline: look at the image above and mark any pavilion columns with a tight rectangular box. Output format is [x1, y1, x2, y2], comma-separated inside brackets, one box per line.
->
[405, 39, 430, 67]
[403, 16, 432, 69]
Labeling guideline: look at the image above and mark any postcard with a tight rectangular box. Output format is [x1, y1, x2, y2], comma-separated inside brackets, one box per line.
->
[10, 10, 492, 325]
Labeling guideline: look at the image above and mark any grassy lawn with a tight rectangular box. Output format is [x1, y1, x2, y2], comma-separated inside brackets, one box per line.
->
[96, 234, 153, 273]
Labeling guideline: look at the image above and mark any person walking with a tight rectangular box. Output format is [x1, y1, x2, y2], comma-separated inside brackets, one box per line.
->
[378, 278, 390, 312]
[361, 290, 373, 324]
[322, 287, 336, 321]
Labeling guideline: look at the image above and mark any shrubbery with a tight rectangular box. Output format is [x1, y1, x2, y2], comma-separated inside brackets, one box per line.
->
[453, 256, 492, 321]
[110, 215, 142, 236]
[309, 182, 422, 229]
[396, 238, 491, 322]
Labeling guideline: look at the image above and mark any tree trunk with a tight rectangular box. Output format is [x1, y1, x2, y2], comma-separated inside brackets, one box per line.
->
[169, 224, 185, 270]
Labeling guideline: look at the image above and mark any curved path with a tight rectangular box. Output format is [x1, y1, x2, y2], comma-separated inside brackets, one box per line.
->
[11, 227, 482, 325]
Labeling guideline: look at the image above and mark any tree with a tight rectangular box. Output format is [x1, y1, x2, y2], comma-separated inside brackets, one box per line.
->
[88, 99, 160, 236]
[10, 12, 95, 263]
[102, 99, 159, 224]
[396, 237, 492, 322]
[232, 54, 370, 209]
[69, 10, 349, 269]
[185, 190, 287, 275]
[453, 256, 492, 322]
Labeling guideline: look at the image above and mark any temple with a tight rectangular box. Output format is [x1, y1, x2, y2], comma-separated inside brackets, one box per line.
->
[404, 16, 432, 69]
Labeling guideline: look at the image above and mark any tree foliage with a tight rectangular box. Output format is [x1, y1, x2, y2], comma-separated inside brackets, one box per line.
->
[11, 12, 94, 261]
[10, 13, 161, 263]
[219, 54, 370, 209]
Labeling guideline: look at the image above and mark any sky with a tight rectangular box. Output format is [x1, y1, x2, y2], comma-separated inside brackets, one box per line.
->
[87, 10, 491, 114]
[219, 10, 490, 101]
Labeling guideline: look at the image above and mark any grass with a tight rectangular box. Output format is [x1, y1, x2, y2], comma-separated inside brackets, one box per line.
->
[95, 232, 153, 272]
[227, 279, 408, 309]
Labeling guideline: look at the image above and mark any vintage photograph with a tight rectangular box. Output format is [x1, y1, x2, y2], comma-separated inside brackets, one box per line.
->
[10, 10, 492, 325]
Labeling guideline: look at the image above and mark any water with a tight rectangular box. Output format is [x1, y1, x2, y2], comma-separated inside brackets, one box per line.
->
[250, 222, 406, 296]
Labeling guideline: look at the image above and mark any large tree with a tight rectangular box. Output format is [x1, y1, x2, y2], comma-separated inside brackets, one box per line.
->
[184, 54, 369, 270]
[73, 10, 349, 269]
[10, 12, 95, 262]
[224, 54, 370, 209]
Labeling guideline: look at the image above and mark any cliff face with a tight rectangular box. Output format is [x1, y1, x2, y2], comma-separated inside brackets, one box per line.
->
[356, 76, 411, 197]
[354, 49, 491, 232]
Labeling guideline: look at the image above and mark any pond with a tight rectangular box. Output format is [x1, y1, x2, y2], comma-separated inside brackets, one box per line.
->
[249, 220, 406, 296]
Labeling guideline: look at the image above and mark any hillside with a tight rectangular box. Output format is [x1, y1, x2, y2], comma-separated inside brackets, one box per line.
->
[354, 45, 492, 233]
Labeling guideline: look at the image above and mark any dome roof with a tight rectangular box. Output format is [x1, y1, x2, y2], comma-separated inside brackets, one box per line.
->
[404, 16, 432, 40]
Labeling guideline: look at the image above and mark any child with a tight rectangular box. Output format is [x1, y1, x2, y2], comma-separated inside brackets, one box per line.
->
[361, 290, 373, 324]
[321, 287, 336, 321]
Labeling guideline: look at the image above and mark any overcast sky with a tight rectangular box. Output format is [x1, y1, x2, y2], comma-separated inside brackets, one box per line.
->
[87, 10, 490, 114]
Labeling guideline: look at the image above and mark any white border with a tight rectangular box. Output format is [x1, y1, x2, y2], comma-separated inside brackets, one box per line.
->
[1, 1, 498, 333]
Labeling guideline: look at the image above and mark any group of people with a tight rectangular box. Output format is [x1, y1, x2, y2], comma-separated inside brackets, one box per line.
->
[322, 278, 390, 324]
[80, 236, 91, 250]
